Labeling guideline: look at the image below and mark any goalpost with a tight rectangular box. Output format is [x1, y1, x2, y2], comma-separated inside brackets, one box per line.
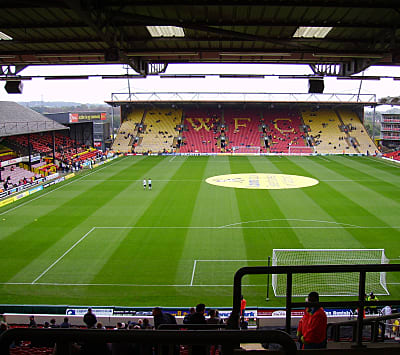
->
[272, 249, 389, 297]
[232, 146, 261, 155]
[288, 145, 315, 156]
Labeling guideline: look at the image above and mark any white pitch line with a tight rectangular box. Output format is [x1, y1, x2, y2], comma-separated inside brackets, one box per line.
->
[218, 218, 361, 229]
[0, 282, 259, 287]
[93, 226, 399, 229]
[196, 260, 267, 262]
[2, 281, 400, 287]
[318, 156, 331, 162]
[31, 227, 96, 284]
[169, 155, 177, 162]
[190, 260, 197, 286]
[366, 156, 400, 168]
[82, 179, 202, 182]
[0, 157, 126, 216]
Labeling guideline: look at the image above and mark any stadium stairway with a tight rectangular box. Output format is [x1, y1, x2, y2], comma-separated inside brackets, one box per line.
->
[337, 109, 377, 155]
[135, 108, 181, 153]
[112, 108, 144, 152]
[302, 108, 356, 154]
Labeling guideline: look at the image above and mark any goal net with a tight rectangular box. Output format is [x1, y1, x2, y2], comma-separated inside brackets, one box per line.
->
[288, 145, 315, 156]
[272, 249, 389, 297]
[232, 146, 260, 155]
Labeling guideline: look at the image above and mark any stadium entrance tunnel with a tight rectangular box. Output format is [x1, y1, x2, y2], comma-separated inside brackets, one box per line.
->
[205, 173, 319, 190]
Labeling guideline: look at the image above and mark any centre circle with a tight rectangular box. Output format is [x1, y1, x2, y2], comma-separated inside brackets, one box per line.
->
[205, 173, 319, 190]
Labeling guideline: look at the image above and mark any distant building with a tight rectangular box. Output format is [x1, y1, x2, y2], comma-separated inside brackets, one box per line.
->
[381, 113, 400, 150]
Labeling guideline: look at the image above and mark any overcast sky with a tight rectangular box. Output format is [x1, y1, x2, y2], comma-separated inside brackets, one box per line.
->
[0, 63, 400, 107]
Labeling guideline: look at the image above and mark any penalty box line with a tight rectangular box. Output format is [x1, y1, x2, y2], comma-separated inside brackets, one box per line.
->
[32, 224, 269, 286]
[190, 259, 268, 286]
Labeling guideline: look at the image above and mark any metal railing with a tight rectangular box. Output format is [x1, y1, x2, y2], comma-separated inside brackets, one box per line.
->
[329, 312, 400, 343]
[230, 264, 400, 347]
[0, 328, 297, 355]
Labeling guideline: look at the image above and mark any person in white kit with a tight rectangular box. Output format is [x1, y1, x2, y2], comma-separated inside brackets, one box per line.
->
[143, 178, 147, 190]
[148, 178, 152, 190]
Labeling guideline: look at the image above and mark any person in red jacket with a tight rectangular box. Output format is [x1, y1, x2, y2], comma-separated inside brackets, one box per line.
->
[297, 291, 327, 349]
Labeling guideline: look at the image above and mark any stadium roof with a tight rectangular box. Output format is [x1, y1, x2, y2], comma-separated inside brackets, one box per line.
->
[1, 1, 400, 78]
[0, 101, 68, 137]
[106, 92, 377, 106]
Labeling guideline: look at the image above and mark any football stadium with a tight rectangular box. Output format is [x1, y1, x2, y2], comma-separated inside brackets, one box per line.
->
[1, 1, 400, 354]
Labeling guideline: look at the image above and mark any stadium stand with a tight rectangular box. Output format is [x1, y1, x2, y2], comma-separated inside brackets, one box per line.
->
[224, 108, 264, 152]
[338, 109, 377, 154]
[262, 109, 310, 154]
[1, 165, 36, 187]
[136, 108, 181, 153]
[383, 150, 400, 162]
[179, 109, 220, 153]
[4, 132, 80, 158]
[302, 108, 357, 154]
[112, 108, 144, 152]
[0, 146, 17, 162]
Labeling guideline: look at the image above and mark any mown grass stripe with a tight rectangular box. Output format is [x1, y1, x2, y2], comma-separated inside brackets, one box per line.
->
[248, 157, 363, 249]
[229, 156, 303, 256]
[324, 156, 400, 203]
[88, 157, 209, 303]
[284, 157, 400, 252]
[1, 156, 158, 283]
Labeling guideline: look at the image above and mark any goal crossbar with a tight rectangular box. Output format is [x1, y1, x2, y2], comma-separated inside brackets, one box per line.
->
[232, 146, 260, 155]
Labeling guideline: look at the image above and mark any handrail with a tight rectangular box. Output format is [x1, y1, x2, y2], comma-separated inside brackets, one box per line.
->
[0, 328, 297, 355]
[329, 312, 400, 343]
[158, 324, 226, 330]
[230, 263, 400, 348]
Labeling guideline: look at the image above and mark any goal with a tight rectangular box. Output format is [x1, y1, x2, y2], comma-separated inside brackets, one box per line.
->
[232, 146, 260, 155]
[272, 249, 389, 297]
[288, 145, 315, 155]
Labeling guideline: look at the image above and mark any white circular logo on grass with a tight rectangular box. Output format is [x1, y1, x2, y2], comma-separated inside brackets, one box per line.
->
[205, 173, 319, 190]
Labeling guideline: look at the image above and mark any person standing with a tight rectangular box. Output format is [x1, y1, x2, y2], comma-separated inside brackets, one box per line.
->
[367, 292, 379, 314]
[29, 315, 37, 328]
[187, 303, 207, 324]
[83, 307, 97, 328]
[143, 178, 147, 190]
[148, 178, 152, 190]
[297, 291, 327, 349]
[240, 295, 247, 316]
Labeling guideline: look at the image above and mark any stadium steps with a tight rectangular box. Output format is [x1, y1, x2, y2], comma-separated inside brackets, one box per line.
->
[338, 109, 377, 155]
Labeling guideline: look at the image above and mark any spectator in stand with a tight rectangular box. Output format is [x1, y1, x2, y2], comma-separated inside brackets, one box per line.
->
[142, 318, 151, 329]
[187, 304, 207, 354]
[297, 291, 327, 349]
[183, 307, 195, 324]
[96, 322, 106, 330]
[60, 317, 71, 328]
[152, 308, 178, 354]
[50, 318, 60, 328]
[207, 309, 221, 324]
[83, 307, 97, 328]
[29, 315, 37, 328]
[0, 321, 8, 336]
[152, 307, 177, 329]
[187, 303, 207, 324]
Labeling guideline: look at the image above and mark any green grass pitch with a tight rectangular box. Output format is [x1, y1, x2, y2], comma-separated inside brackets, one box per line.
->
[0, 155, 399, 308]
